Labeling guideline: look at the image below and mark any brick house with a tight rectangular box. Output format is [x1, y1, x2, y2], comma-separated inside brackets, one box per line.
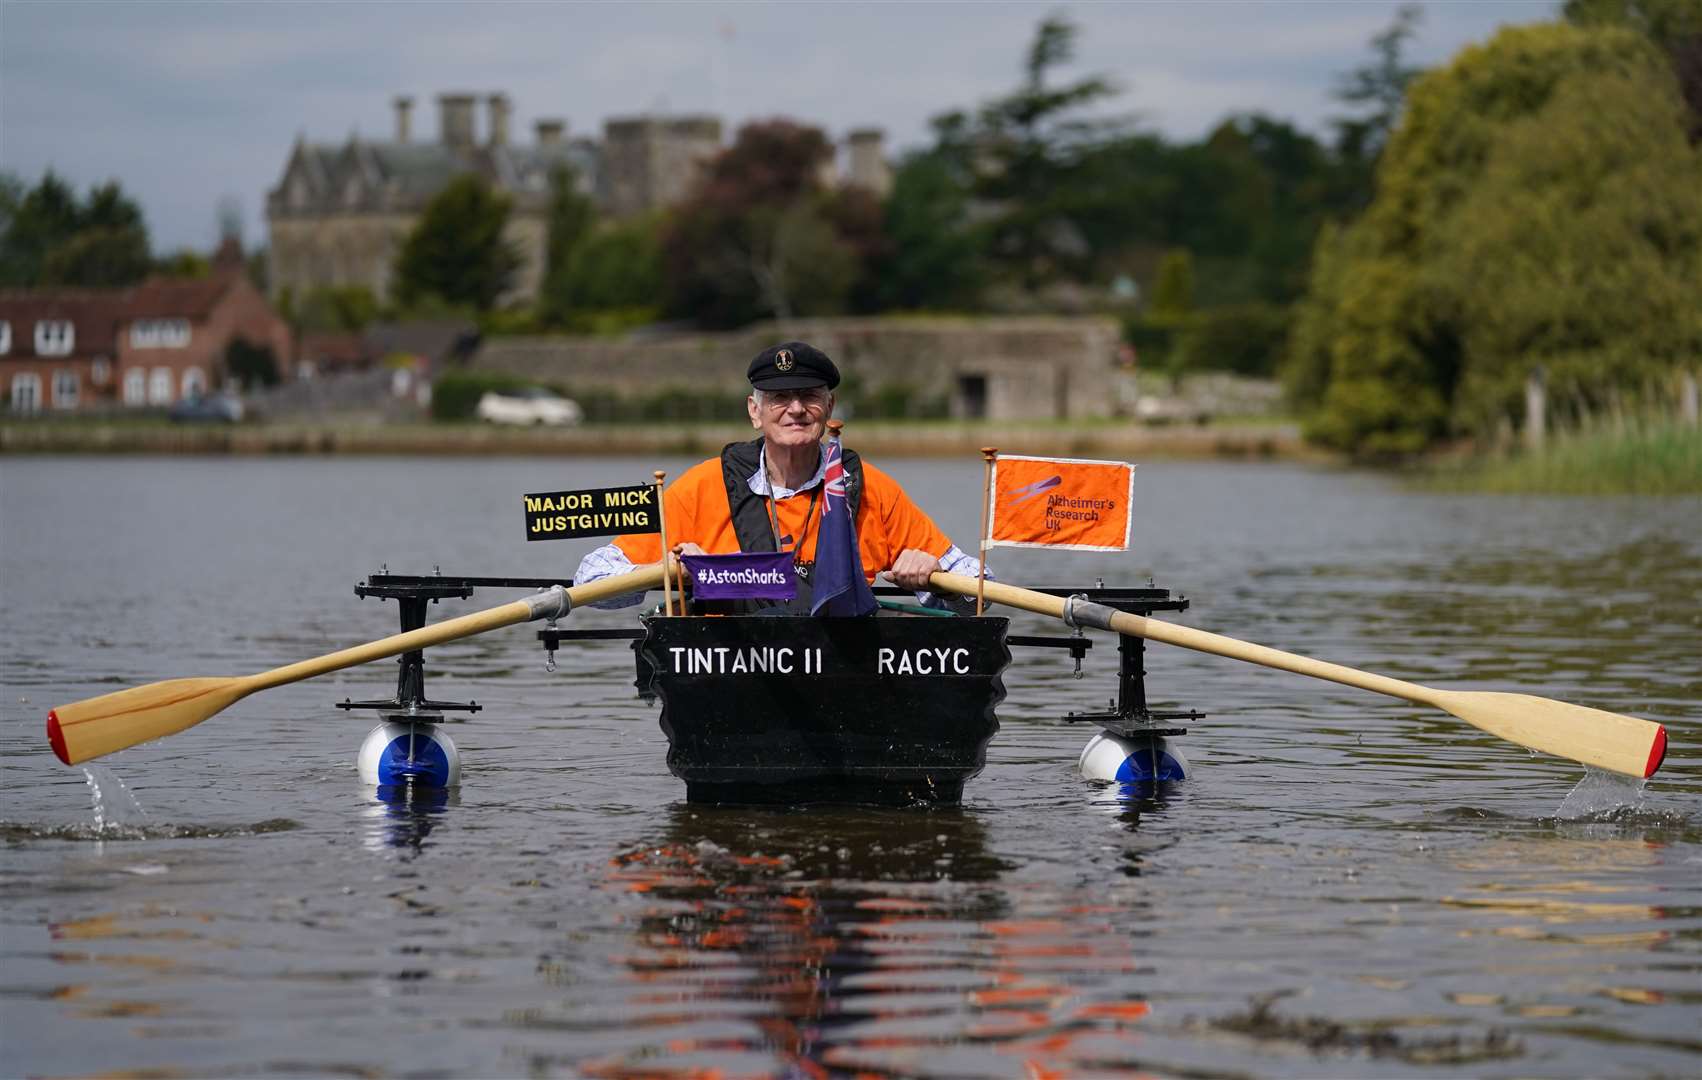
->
[1, 270, 292, 414]
[0, 290, 125, 412]
[117, 272, 292, 407]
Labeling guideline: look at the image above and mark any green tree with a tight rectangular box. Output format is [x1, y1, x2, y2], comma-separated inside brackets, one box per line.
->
[1150, 249, 1195, 318]
[1434, 65, 1702, 432]
[0, 172, 151, 287]
[660, 120, 867, 328]
[962, 14, 1127, 287]
[1565, 0, 1702, 139]
[156, 249, 212, 278]
[541, 214, 665, 331]
[873, 149, 987, 310]
[43, 226, 152, 286]
[393, 175, 520, 312]
[1331, 4, 1426, 166]
[1287, 21, 1699, 456]
[538, 164, 597, 324]
[565, 217, 663, 309]
[294, 285, 379, 332]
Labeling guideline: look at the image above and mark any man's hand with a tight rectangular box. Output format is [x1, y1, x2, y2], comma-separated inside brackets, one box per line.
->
[667, 543, 706, 586]
[883, 548, 942, 591]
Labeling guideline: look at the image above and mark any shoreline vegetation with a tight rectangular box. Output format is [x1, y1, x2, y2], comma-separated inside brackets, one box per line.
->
[0, 417, 1314, 461]
[1416, 419, 1702, 497]
[8, 417, 1698, 497]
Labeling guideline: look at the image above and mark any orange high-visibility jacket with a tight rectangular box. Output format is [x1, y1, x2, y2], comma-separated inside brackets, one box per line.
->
[614, 452, 952, 583]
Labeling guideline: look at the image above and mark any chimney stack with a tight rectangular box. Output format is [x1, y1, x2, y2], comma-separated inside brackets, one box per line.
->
[393, 95, 414, 143]
[487, 92, 511, 148]
[846, 128, 892, 197]
[438, 92, 477, 148]
[535, 119, 566, 147]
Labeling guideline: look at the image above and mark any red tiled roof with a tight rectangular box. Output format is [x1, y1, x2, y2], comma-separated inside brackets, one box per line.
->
[125, 272, 241, 319]
[0, 289, 125, 358]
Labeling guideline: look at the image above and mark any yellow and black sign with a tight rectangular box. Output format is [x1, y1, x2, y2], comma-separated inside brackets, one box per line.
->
[523, 484, 658, 541]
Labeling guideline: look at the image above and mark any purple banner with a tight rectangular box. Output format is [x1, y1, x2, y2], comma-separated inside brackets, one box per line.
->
[682, 552, 797, 601]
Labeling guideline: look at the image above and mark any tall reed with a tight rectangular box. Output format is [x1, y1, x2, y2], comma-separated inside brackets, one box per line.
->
[1421, 417, 1702, 495]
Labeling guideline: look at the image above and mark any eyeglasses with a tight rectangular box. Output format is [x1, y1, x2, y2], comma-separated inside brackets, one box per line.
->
[759, 389, 831, 411]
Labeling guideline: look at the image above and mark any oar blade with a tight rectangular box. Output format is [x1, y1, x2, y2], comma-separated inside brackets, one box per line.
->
[48, 677, 250, 766]
[1439, 691, 1667, 779]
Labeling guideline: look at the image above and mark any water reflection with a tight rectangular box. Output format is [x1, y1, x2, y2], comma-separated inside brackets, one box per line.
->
[360, 783, 454, 855]
[6, 459, 1699, 1078]
[555, 805, 1160, 1077]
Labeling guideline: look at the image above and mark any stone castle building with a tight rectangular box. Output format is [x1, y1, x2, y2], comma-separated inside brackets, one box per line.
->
[266, 93, 890, 307]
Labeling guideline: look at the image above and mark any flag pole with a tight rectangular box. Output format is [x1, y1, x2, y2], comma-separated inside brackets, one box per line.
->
[977, 447, 997, 616]
[653, 470, 675, 617]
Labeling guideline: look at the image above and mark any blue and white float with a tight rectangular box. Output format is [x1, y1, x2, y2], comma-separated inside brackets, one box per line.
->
[1078, 730, 1190, 785]
[357, 720, 460, 789]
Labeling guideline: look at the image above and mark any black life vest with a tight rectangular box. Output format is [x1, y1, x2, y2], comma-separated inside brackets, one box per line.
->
[709, 438, 863, 615]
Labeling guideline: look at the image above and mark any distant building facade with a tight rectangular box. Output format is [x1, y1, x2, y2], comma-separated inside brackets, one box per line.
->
[474, 316, 1121, 423]
[266, 92, 891, 307]
[1, 267, 291, 414]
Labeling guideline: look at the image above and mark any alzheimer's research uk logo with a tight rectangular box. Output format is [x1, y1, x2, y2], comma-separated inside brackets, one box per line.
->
[1007, 475, 1062, 505]
[682, 551, 797, 601]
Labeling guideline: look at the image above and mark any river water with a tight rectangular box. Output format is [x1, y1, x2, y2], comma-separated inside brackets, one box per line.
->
[1, 455, 1697, 1078]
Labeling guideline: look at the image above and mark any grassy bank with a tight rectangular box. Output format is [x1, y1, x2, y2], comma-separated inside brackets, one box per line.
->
[0, 417, 1314, 460]
[1418, 420, 1702, 495]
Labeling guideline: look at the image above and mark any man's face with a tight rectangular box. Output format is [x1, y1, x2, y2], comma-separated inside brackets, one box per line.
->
[747, 387, 833, 449]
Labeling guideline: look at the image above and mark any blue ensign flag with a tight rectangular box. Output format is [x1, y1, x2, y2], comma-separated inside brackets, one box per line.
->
[810, 438, 877, 617]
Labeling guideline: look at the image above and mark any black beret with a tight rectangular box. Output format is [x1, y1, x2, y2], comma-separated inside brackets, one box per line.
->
[747, 341, 840, 390]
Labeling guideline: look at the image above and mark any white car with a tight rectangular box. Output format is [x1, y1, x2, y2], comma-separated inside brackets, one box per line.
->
[475, 388, 583, 426]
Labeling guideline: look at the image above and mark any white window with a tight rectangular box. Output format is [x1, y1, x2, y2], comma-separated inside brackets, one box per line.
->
[124, 368, 146, 405]
[0, 320, 10, 355]
[35, 320, 75, 356]
[149, 366, 174, 405]
[52, 369, 79, 408]
[10, 372, 41, 413]
[91, 359, 111, 386]
[181, 366, 206, 399]
[129, 319, 192, 349]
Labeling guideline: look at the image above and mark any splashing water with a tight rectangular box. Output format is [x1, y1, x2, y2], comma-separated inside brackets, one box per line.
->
[1556, 767, 1647, 820]
[81, 765, 149, 834]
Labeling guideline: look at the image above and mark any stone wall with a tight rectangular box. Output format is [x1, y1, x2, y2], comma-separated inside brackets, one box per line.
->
[471, 316, 1124, 421]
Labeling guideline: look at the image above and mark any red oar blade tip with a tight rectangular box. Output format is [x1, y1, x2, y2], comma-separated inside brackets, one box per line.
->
[1645, 725, 1667, 779]
[47, 710, 70, 766]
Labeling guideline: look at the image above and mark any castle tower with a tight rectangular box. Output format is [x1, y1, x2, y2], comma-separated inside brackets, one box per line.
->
[602, 115, 723, 218]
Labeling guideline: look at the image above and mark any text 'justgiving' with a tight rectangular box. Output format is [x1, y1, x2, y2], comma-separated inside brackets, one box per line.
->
[523, 484, 659, 541]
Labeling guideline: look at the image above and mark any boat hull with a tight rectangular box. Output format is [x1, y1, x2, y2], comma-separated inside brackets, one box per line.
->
[643, 616, 1010, 806]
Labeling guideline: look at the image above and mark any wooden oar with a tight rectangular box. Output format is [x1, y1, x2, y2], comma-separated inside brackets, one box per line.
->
[47, 565, 666, 767]
[929, 572, 1667, 779]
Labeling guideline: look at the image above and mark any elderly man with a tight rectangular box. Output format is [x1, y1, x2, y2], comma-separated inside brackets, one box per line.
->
[573, 341, 982, 612]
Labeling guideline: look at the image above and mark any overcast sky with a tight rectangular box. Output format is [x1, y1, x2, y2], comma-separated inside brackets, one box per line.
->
[2, 0, 1556, 254]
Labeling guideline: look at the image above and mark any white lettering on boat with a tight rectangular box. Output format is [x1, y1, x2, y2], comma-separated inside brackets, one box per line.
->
[876, 647, 971, 675]
[668, 645, 797, 675]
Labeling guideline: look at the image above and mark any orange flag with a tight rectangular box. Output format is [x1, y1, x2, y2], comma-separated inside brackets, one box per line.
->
[986, 454, 1134, 551]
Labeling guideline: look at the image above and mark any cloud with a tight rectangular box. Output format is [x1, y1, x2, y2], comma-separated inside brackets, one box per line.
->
[1, 0, 1551, 252]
